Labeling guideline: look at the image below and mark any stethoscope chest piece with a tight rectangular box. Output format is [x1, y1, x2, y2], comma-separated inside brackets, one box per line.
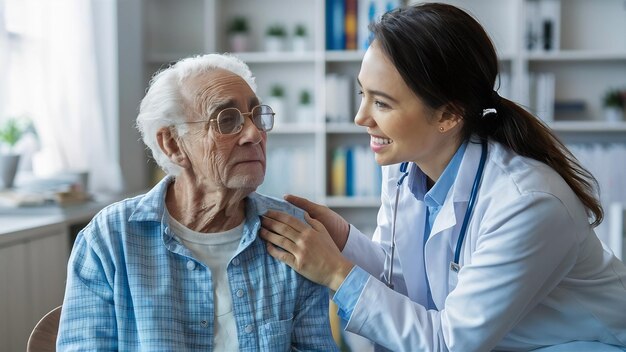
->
[450, 262, 461, 273]
[448, 261, 461, 288]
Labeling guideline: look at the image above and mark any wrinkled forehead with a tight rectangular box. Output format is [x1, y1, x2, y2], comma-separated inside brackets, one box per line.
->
[181, 68, 258, 117]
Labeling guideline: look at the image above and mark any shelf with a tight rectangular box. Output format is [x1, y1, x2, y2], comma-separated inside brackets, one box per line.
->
[270, 123, 319, 134]
[325, 50, 518, 62]
[498, 52, 516, 61]
[233, 52, 318, 63]
[525, 50, 626, 62]
[326, 123, 364, 133]
[325, 50, 365, 62]
[325, 196, 381, 208]
[549, 121, 626, 132]
[146, 52, 198, 63]
[146, 52, 319, 64]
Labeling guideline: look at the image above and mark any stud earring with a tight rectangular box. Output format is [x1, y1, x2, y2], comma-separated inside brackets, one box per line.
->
[439, 126, 445, 132]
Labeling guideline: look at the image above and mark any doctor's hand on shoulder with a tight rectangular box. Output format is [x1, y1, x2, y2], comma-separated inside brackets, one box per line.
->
[284, 194, 350, 250]
[261, 197, 353, 291]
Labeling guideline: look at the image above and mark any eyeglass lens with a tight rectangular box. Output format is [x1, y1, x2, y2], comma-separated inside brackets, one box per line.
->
[217, 105, 274, 134]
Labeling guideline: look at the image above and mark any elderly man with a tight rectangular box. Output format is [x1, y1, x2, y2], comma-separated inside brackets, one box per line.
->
[57, 54, 338, 351]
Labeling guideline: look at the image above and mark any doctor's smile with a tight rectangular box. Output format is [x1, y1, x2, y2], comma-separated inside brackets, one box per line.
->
[370, 134, 394, 152]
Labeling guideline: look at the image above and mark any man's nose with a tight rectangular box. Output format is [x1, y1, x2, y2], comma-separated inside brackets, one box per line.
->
[238, 116, 263, 144]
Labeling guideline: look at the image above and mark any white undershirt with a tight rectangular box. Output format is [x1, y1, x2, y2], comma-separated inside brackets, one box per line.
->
[168, 211, 243, 351]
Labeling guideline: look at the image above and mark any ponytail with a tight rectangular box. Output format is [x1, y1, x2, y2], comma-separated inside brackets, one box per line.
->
[480, 98, 604, 226]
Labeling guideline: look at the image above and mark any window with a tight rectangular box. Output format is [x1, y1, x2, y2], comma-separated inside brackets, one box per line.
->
[0, 0, 122, 192]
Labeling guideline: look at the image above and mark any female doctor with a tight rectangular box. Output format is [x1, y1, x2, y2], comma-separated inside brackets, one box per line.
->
[261, 3, 626, 351]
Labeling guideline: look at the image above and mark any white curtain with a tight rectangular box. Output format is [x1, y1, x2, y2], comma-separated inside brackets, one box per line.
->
[0, 0, 11, 125]
[1, 0, 122, 193]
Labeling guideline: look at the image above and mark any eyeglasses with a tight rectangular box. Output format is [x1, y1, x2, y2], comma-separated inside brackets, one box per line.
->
[186, 104, 275, 135]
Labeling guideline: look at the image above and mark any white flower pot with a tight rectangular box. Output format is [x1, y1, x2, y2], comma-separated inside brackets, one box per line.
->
[265, 37, 286, 52]
[296, 105, 314, 124]
[0, 153, 20, 189]
[229, 33, 250, 52]
[292, 37, 308, 53]
[604, 107, 624, 123]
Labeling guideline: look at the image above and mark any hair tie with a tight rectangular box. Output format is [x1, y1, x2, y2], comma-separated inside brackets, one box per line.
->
[482, 108, 497, 118]
[481, 90, 502, 118]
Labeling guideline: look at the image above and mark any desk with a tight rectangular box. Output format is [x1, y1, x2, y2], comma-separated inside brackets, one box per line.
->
[0, 193, 139, 352]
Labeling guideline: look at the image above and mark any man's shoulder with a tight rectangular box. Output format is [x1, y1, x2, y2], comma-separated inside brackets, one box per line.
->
[92, 193, 145, 224]
[80, 191, 159, 243]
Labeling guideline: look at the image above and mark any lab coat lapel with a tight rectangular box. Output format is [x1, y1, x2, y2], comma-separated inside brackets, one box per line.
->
[424, 140, 484, 307]
[395, 183, 428, 301]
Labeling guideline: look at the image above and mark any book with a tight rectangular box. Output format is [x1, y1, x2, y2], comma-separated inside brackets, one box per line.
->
[357, 0, 376, 50]
[331, 147, 347, 196]
[529, 72, 555, 122]
[345, 0, 358, 50]
[326, 0, 346, 50]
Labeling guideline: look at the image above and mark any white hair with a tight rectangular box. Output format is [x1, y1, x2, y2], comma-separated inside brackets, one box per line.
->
[136, 53, 257, 176]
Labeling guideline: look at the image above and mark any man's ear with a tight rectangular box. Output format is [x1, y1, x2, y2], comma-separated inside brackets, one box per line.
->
[436, 102, 464, 133]
[156, 126, 189, 167]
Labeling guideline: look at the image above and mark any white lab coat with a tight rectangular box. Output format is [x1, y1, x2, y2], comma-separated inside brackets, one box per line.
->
[341, 139, 626, 352]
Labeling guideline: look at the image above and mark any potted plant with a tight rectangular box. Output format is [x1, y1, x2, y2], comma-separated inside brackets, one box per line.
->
[0, 118, 27, 188]
[265, 84, 286, 127]
[296, 89, 314, 124]
[292, 24, 308, 52]
[227, 16, 250, 52]
[602, 88, 625, 122]
[265, 24, 287, 52]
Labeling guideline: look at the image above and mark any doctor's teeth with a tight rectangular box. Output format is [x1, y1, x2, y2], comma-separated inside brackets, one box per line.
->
[373, 136, 393, 145]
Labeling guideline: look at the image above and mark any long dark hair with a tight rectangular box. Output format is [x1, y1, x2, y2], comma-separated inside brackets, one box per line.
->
[370, 3, 603, 226]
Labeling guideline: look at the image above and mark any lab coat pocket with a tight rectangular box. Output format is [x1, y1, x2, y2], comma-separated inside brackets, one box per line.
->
[259, 316, 293, 352]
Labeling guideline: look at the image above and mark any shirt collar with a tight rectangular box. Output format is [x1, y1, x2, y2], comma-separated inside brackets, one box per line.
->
[128, 175, 269, 253]
[129, 176, 268, 223]
[424, 141, 468, 207]
[128, 175, 173, 223]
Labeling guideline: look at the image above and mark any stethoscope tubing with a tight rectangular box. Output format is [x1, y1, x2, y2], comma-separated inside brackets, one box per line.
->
[387, 162, 409, 289]
[454, 141, 488, 264]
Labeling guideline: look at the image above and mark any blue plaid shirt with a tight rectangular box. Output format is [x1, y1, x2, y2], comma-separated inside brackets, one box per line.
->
[57, 176, 338, 351]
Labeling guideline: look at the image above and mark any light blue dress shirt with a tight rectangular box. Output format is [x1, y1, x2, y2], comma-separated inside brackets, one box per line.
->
[57, 176, 338, 351]
[334, 142, 467, 319]
[422, 141, 467, 309]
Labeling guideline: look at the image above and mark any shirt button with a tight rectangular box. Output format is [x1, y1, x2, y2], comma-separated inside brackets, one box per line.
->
[236, 289, 244, 298]
[244, 324, 253, 334]
[186, 260, 196, 270]
[200, 320, 208, 328]
[232, 258, 240, 266]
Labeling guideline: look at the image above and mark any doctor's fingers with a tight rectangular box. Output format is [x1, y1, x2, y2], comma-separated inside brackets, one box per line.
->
[260, 228, 299, 255]
[262, 210, 310, 235]
[284, 194, 324, 216]
[304, 213, 327, 232]
[264, 238, 299, 270]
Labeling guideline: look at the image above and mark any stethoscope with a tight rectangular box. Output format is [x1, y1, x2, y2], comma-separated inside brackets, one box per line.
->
[385, 140, 488, 289]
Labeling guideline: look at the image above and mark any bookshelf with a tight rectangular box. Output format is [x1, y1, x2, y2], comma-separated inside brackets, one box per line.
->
[139, 0, 626, 238]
